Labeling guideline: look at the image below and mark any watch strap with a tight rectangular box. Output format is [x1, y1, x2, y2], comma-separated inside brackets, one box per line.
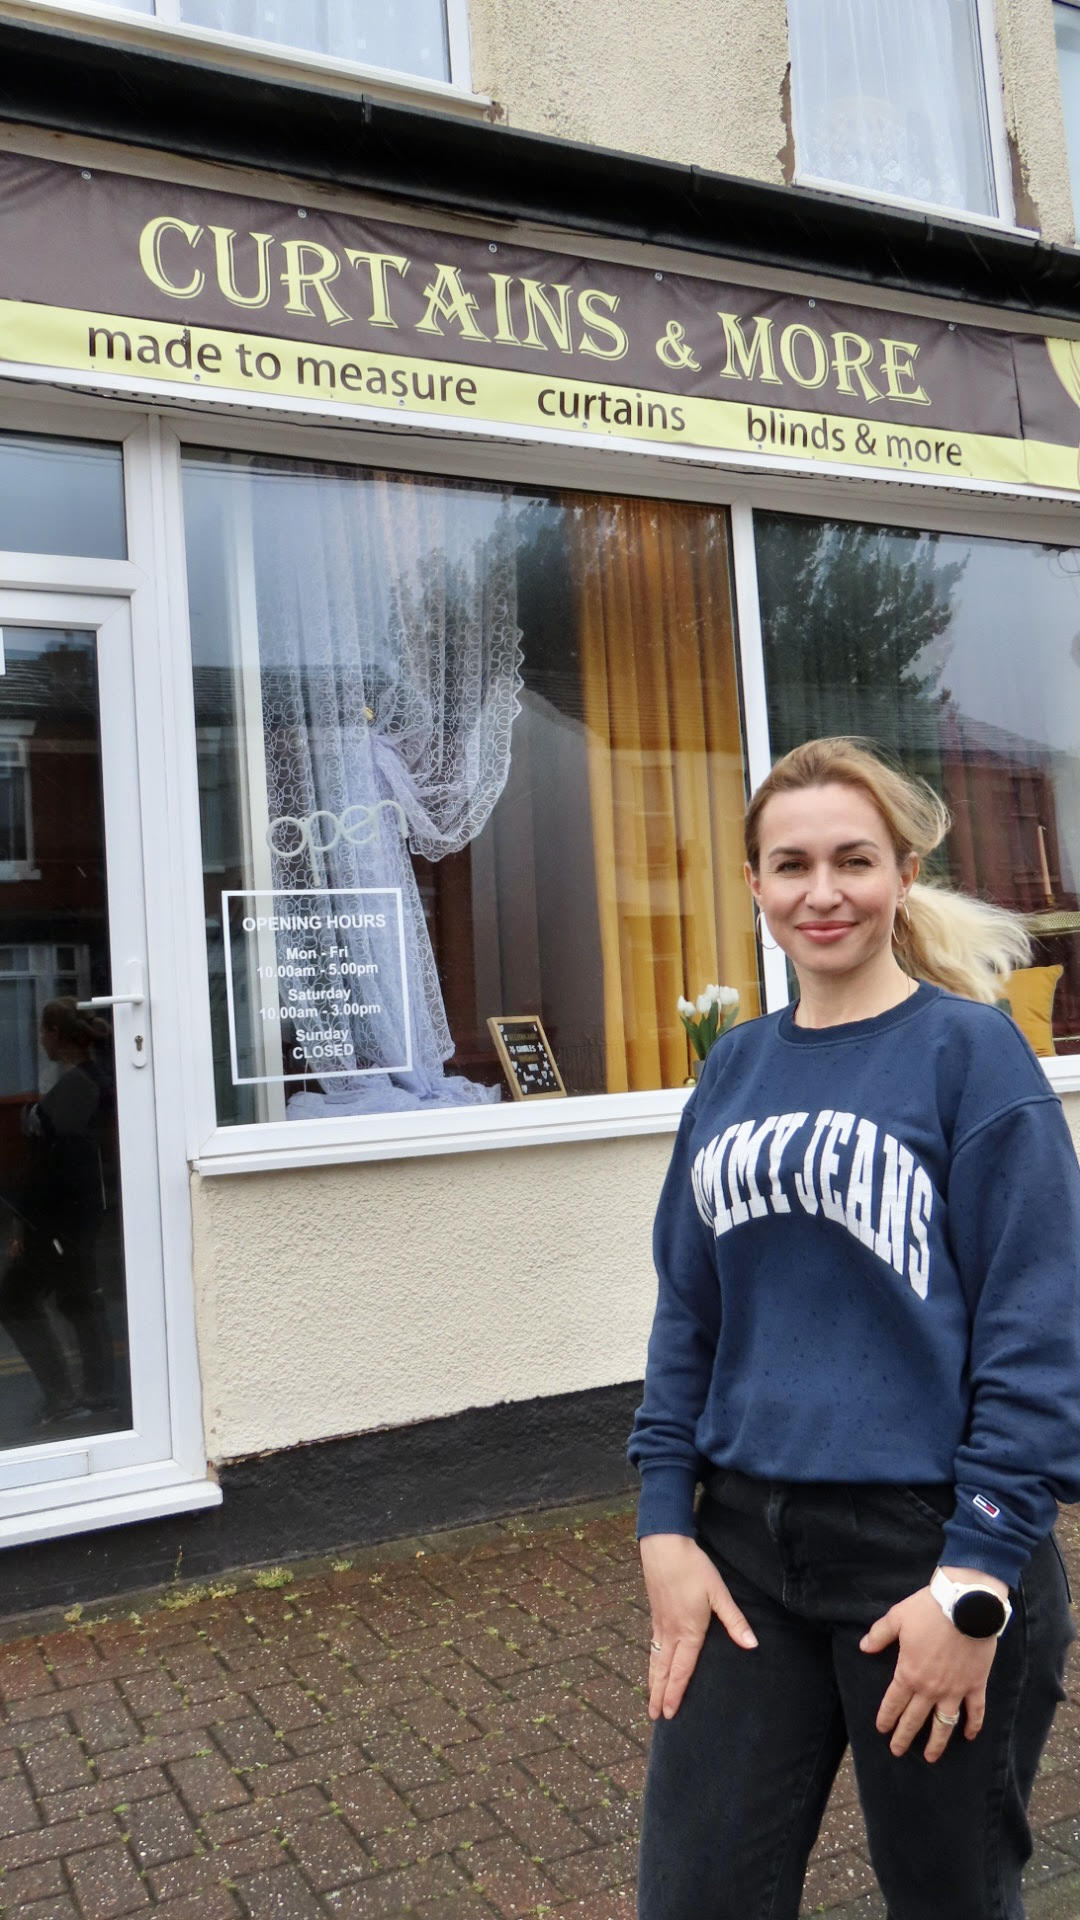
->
[930, 1566, 1012, 1638]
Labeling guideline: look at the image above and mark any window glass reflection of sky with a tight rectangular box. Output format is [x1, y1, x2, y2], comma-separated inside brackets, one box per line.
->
[0, 435, 126, 560]
[914, 538, 1080, 756]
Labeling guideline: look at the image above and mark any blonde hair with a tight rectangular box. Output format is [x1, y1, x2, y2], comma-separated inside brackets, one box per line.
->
[744, 738, 1031, 1004]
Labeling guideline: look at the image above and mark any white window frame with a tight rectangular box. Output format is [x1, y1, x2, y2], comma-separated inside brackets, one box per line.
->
[4, 367, 1080, 1184]
[3, 0, 480, 106]
[789, 0, 1021, 233]
[0, 720, 39, 880]
[0, 407, 218, 1537]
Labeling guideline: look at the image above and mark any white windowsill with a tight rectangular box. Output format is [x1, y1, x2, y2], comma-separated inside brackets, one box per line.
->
[1044, 1057, 1080, 1095]
[0, 0, 490, 115]
[191, 1048, 1080, 1175]
[792, 172, 1038, 240]
[193, 1085, 691, 1172]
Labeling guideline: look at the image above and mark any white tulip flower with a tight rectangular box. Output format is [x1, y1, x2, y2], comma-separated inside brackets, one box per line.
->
[695, 992, 712, 1014]
[677, 996, 696, 1017]
[719, 985, 740, 1008]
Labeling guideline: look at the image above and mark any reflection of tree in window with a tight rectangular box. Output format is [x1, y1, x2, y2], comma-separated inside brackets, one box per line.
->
[757, 514, 1080, 1051]
[757, 516, 961, 770]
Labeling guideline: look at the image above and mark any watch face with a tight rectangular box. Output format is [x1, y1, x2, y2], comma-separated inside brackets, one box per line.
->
[952, 1589, 1007, 1638]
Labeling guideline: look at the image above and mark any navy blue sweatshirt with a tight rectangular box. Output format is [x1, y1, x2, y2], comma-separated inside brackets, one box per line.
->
[629, 984, 1080, 1586]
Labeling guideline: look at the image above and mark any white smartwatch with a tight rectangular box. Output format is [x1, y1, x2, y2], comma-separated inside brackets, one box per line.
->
[930, 1566, 1013, 1639]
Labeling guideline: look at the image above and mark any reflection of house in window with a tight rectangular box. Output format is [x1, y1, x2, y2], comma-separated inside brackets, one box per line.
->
[936, 709, 1080, 1052]
[0, 723, 39, 881]
[0, 942, 92, 1098]
[936, 710, 1077, 915]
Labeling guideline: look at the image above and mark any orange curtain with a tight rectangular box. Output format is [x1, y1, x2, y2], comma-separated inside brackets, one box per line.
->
[572, 494, 760, 1092]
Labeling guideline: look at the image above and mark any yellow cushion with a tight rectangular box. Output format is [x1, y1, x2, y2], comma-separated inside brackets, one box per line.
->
[1003, 965, 1063, 1057]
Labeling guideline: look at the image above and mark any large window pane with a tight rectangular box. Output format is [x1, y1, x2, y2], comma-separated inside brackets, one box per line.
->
[756, 512, 1080, 1053]
[1055, 3, 1080, 229]
[0, 434, 126, 560]
[176, 0, 449, 77]
[788, 0, 997, 215]
[0, 631, 132, 1442]
[183, 452, 759, 1125]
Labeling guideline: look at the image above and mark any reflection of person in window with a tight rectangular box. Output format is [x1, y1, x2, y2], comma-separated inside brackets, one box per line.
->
[0, 999, 116, 1425]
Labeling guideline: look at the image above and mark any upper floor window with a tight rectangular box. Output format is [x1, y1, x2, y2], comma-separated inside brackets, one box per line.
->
[1054, 3, 1080, 229]
[787, 0, 1003, 219]
[72, 0, 454, 84]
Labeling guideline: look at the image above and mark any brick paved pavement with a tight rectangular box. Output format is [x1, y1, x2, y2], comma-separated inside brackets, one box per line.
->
[2, 1497, 1080, 1918]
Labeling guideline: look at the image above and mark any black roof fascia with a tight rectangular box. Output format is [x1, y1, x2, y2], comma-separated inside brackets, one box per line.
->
[2, 15, 1080, 321]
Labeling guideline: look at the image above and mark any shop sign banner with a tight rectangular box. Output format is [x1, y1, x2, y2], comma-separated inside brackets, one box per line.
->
[3, 151, 1080, 490]
[222, 887, 411, 1085]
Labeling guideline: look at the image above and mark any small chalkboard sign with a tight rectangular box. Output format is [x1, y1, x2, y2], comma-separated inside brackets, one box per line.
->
[487, 1015, 567, 1101]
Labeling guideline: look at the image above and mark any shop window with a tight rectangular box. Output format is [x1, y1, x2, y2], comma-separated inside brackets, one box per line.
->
[182, 451, 759, 1127]
[0, 433, 126, 560]
[756, 512, 1080, 1055]
[72, 0, 452, 81]
[787, 0, 999, 217]
[1055, 4, 1080, 230]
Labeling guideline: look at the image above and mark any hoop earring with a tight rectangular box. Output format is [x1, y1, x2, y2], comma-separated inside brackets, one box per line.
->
[755, 911, 778, 953]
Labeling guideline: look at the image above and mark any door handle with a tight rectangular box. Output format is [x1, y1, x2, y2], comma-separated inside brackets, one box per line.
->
[78, 961, 148, 1068]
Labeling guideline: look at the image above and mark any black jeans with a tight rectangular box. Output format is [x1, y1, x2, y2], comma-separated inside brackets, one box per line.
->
[638, 1472, 1074, 1920]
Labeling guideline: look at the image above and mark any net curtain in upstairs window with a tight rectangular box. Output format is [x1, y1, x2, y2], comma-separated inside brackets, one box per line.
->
[233, 465, 523, 1117]
[176, 0, 450, 78]
[787, 0, 997, 215]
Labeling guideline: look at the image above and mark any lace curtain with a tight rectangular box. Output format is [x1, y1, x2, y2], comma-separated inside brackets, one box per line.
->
[176, 0, 449, 80]
[244, 464, 522, 1116]
[787, 0, 996, 216]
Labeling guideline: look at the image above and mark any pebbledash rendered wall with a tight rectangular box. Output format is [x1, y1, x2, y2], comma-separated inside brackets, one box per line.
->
[182, 0, 1080, 1473]
[466, 0, 791, 186]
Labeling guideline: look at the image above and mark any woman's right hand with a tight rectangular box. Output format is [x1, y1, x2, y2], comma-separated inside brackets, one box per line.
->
[640, 1532, 758, 1720]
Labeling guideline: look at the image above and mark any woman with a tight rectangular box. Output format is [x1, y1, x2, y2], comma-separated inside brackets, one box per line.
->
[630, 738, 1080, 1920]
[0, 997, 115, 1424]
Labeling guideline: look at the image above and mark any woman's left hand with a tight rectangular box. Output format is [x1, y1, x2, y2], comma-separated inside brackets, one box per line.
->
[860, 1568, 1004, 1762]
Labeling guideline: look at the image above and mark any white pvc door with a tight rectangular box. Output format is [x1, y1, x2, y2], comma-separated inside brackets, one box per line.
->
[0, 590, 170, 1516]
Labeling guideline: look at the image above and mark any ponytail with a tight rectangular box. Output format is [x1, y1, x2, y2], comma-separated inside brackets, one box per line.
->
[745, 738, 1031, 1004]
[893, 881, 1030, 1005]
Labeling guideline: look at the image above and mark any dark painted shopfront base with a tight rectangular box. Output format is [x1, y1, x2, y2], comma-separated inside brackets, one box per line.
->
[0, 1381, 642, 1621]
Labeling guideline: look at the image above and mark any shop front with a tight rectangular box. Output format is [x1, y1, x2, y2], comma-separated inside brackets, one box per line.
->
[2, 126, 1080, 1593]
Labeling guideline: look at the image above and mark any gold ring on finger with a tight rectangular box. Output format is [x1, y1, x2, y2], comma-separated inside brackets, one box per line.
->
[933, 1707, 960, 1727]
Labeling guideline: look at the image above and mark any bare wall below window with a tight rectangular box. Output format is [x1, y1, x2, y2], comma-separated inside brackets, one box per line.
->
[189, 1133, 668, 1460]
[467, 0, 790, 180]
